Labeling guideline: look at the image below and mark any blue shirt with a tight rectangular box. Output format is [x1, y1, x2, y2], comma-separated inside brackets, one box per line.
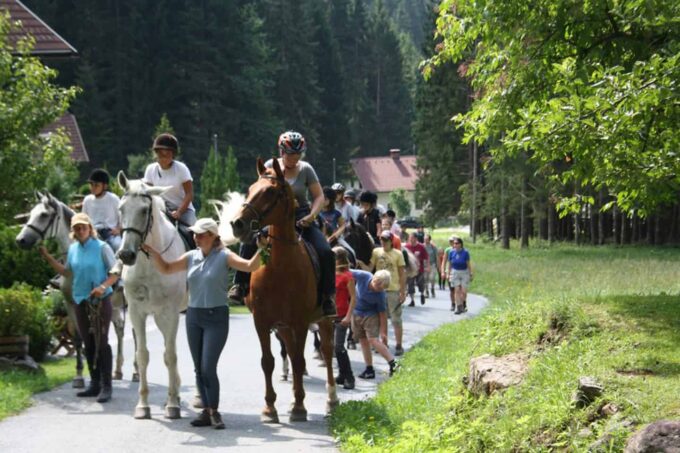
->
[350, 269, 386, 317]
[66, 238, 115, 304]
[448, 248, 470, 271]
[318, 209, 342, 235]
[187, 248, 230, 309]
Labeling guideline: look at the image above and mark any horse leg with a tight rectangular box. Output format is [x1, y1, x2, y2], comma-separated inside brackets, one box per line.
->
[318, 319, 339, 415]
[276, 331, 289, 381]
[289, 327, 308, 422]
[130, 307, 151, 419]
[64, 300, 85, 388]
[131, 327, 139, 382]
[154, 311, 181, 419]
[256, 323, 278, 423]
[111, 289, 125, 380]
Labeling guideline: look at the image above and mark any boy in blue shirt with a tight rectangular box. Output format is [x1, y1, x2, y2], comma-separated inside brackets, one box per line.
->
[350, 269, 400, 378]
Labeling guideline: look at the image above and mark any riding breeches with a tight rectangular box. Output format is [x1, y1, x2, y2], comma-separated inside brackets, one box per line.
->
[185, 306, 229, 410]
[74, 297, 113, 384]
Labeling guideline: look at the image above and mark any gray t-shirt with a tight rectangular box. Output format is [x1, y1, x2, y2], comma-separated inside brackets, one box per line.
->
[186, 248, 230, 309]
[264, 159, 319, 210]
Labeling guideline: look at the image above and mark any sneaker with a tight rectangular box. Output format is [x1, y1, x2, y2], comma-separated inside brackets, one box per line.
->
[210, 411, 225, 430]
[322, 296, 337, 317]
[389, 360, 401, 376]
[450, 305, 456, 311]
[335, 375, 345, 385]
[395, 345, 404, 356]
[227, 284, 245, 304]
[454, 307, 463, 315]
[190, 409, 211, 427]
[408, 300, 415, 307]
[358, 367, 375, 379]
[343, 378, 355, 390]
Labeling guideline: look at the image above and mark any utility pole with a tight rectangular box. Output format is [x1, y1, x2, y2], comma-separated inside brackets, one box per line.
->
[213, 133, 218, 153]
[332, 158, 336, 183]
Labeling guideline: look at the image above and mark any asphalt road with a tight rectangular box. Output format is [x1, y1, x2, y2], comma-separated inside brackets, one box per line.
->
[0, 288, 487, 453]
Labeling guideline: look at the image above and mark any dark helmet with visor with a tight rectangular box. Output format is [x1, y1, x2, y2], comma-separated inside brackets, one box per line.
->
[87, 168, 110, 185]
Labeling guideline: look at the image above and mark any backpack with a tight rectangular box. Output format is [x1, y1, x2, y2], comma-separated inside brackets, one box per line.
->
[402, 248, 419, 278]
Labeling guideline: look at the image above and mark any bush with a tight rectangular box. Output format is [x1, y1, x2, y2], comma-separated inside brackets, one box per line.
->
[0, 224, 56, 289]
[0, 284, 55, 362]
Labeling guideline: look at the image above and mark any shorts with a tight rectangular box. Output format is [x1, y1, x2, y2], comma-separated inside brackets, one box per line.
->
[449, 270, 470, 289]
[386, 291, 402, 327]
[352, 313, 380, 340]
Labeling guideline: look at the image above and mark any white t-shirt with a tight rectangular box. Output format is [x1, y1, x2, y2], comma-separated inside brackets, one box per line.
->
[82, 191, 120, 230]
[143, 161, 195, 211]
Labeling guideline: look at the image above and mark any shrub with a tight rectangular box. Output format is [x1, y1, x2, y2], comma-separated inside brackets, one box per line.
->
[0, 224, 57, 289]
[0, 284, 55, 362]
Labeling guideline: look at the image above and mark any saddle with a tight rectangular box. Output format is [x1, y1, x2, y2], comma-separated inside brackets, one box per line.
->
[162, 209, 195, 250]
[301, 239, 321, 286]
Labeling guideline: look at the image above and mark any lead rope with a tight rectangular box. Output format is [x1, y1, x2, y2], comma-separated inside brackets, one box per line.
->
[87, 296, 103, 366]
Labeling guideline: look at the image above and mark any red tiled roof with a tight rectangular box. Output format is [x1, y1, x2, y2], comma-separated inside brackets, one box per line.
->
[350, 151, 418, 192]
[40, 113, 89, 162]
[1, 0, 77, 56]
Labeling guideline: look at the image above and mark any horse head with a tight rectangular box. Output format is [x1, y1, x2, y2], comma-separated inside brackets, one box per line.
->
[15, 191, 73, 250]
[117, 171, 171, 265]
[344, 217, 374, 265]
[230, 158, 293, 241]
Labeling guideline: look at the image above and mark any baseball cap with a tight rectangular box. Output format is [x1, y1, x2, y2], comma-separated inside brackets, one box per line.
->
[188, 218, 219, 236]
[380, 230, 393, 241]
[71, 212, 93, 228]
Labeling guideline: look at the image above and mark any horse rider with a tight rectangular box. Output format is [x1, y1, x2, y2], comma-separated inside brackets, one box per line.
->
[39, 213, 118, 403]
[82, 168, 122, 252]
[332, 182, 358, 222]
[228, 130, 337, 317]
[143, 133, 197, 228]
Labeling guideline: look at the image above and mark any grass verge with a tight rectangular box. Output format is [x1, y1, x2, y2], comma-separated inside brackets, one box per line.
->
[330, 239, 680, 451]
[0, 356, 75, 421]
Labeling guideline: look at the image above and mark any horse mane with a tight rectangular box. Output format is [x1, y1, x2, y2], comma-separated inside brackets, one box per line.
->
[213, 191, 246, 246]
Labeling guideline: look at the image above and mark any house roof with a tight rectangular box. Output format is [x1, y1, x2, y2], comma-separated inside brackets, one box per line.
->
[0, 0, 77, 56]
[40, 113, 89, 162]
[350, 150, 418, 193]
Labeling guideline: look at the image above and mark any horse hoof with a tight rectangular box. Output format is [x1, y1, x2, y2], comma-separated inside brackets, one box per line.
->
[72, 377, 85, 389]
[134, 407, 151, 419]
[260, 411, 279, 423]
[165, 406, 181, 419]
[113, 371, 123, 380]
[132, 373, 140, 383]
[289, 408, 308, 422]
[192, 395, 204, 409]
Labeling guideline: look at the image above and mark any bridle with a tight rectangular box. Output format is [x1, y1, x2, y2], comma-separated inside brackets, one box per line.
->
[240, 174, 297, 245]
[241, 174, 289, 230]
[120, 192, 176, 257]
[26, 202, 60, 240]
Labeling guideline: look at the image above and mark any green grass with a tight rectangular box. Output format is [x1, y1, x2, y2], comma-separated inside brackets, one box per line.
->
[0, 356, 75, 421]
[330, 238, 680, 452]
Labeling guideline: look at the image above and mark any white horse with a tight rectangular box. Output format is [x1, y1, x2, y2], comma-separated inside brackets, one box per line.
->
[15, 192, 132, 384]
[117, 172, 187, 419]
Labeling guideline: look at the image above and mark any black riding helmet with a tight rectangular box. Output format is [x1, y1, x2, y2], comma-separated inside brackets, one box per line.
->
[278, 131, 307, 154]
[153, 133, 179, 154]
[359, 190, 377, 204]
[322, 186, 336, 201]
[87, 168, 110, 185]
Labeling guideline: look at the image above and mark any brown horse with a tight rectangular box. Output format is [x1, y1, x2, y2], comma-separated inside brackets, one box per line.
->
[230, 158, 338, 423]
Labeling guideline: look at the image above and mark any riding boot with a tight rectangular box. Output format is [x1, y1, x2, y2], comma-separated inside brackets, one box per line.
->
[97, 344, 113, 403]
[77, 356, 100, 397]
[321, 294, 337, 317]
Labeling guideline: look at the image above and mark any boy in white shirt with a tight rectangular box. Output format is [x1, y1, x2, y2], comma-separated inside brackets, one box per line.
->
[82, 169, 122, 252]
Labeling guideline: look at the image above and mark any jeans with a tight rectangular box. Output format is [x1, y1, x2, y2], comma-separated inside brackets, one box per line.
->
[233, 208, 336, 298]
[185, 306, 229, 410]
[334, 320, 354, 380]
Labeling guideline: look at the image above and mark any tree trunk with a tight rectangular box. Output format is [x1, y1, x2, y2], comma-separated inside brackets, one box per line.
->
[612, 205, 619, 245]
[547, 200, 554, 243]
[620, 212, 628, 244]
[501, 179, 510, 249]
[597, 191, 605, 245]
[520, 177, 529, 248]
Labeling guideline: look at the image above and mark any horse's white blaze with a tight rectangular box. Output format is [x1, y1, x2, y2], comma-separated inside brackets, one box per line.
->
[213, 191, 245, 246]
[118, 174, 187, 417]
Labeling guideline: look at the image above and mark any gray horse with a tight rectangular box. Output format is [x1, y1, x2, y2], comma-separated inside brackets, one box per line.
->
[15, 192, 132, 383]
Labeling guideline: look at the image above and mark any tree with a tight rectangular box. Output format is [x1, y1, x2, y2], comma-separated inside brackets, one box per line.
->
[198, 145, 240, 218]
[389, 189, 411, 218]
[432, 0, 680, 217]
[0, 15, 78, 219]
